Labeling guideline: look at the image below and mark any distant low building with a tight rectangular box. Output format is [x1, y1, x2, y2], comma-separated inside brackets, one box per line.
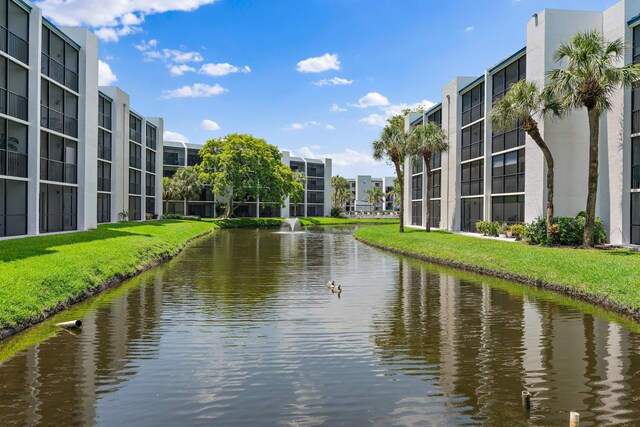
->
[162, 142, 332, 217]
[344, 176, 397, 212]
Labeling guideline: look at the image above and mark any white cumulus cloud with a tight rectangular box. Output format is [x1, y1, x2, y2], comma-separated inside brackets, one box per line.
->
[326, 124, 336, 130]
[296, 53, 340, 73]
[201, 119, 221, 131]
[283, 121, 321, 131]
[98, 60, 117, 86]
[359, 113, 387, 127]
[314, 77, 353, 87]
[350, 92, 390, 108]
[162, 83, 227, 99]
[199, 63, 251, 77]
[164, 130, 189, 143]
[358, 99, 436, 127]
[465, 26, 475, 32]
[168, 64, 196, 76]
[298, 146, 378, 168]
[36, 0, 218, 42]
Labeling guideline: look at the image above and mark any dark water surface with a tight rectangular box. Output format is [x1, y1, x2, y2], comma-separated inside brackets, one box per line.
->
[1, 226, 640, 426]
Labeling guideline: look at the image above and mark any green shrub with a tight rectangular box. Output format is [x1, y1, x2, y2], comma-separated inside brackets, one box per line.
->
[487, 221, 499, 236]
[524, 214, 607, 246]
[510, 223, 525, 240]
[330, 207, 344, 218]
[475, 221, 488, 235]
[161, 214, 202, 221]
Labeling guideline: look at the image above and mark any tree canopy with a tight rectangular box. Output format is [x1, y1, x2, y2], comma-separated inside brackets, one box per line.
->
[331, 175, 352, 210]
[387, 107, 425, 130]
[198, 133, 297, 218]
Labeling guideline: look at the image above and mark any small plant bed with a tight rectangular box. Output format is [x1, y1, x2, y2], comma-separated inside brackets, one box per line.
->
[354, 225, 640, 318]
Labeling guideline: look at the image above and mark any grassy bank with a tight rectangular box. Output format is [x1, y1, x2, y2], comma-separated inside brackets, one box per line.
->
[0, 220, 218, 334]
[299, 217, 398, 226]
[354, 225, 640, 315]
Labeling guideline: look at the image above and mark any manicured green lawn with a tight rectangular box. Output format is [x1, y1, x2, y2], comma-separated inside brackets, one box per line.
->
[0, 220, 219, 331]
[299, 217, 399, 226]
[354, 225, 640, 311]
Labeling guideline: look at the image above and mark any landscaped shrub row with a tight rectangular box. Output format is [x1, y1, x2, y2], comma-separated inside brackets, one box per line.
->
[161, 214, 202, 221]
[525, 212, 607, 246]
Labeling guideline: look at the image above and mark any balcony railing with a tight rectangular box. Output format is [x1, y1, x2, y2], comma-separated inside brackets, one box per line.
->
[41, 107, 64, 134]
[7, 31, 28, 65]
[146, 185, 155, 195]
[99, 113, 112, 130]
[98, 145, 112, 161]
[129, 129, 142, 143]
[633, 110, 640, 135]
[0, 88, 5, 115]
[163, 156, 185, 166]
[40, 158, 77, 183]
[8, 91, 28, 121]
[65, 70, 79, 92]
[130, 156, 142, 169]
[6, 151, 28, 178]
[64, 116, 78, 138]
[49, 59, 65, 86]
[146, 161, 155, 173]
[98, 177, 111, 192]
[146, 137, 156, 150]
[129, 183, 141, 195]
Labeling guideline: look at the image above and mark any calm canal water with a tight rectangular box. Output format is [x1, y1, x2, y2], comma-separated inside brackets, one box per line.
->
[1, 226, 640, 426]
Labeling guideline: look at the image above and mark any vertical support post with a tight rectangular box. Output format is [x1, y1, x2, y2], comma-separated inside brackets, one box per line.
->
[521, 391, 531, 410]
[570, 412, 579, 427]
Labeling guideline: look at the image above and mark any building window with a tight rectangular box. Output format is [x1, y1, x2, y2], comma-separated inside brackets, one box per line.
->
[461, 121, 484, 161]
[431, 151, 441, 169]
[41, 26, 78, 91]
[97, 160, 111, 192]
[493, 121, 526, 153]
[427, 108, 442, 126]
[145, 172, 155, 195]
[163, 147, 184, 166]
[129, 142, 142, 169]
[411, 201, 422, 226]
[0, 56, 28, 120]
[146, 149, 156, 173]
[0, 117, 28, 178]
[461, 82, 484, 126]
[307, 177, 324, 190]
[633, 86, 640, 135]
[461, 159, 484, 196]
[40, 131, 77, 184]
[128, 196, 141, 221]
[492, 56, 526, 103]
[187, 149, 200, 166]
[39, 183, 77, 233]
[129, 114, 142, 143]
[634, 25, 640, 64]
[492, 195, 524, 224]
[429, 199, 441, 229]
[462, 198, 483, 232]
[307, 164, 325, 177]
[98, 129, 111, 161]
[146, 123, 156, 149]
[431, 170, 441, 199]
[146, 197, 155, 215]
[0, 178, 27, 237]
[307, 204, 324, 217]
[411, 174, 423, 200]
[633, 193, 640, 244]
[129, 169, 141, 194]
[40, 79, 78, 138]
[412, 159, 423, 175]
[98, 95, 112, 130]
[3, 2, 29, 64]
[492, 150, 525, 194]
[97, 193, 110, 223]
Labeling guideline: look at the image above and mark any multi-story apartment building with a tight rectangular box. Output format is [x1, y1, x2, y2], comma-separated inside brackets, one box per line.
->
[344, 175, 396, 212]
[0, 0, 163, 238]
[405, 0, 640, 245]
[162, 141, 332, 217]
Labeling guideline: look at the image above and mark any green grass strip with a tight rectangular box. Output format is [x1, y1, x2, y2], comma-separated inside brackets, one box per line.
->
[354, 225, 640, 315]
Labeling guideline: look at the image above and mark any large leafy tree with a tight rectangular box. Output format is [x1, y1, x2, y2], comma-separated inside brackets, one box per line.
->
[331, 175, 351, 210]
[365, 186, 385, 211]
[490, 80, 562, 240]
[387, 107, 425, 131]
[548, 31, 640, 246]
[289, 171, 306, 216]
[199, 133, 296, 218]
[372, 126, 409, 232]
[162, 176, 176, 213]
[172, 167, 205, 203]
[408, 121, 448, 231]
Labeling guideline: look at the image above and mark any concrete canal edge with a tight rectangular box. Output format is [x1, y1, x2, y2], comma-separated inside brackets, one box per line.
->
[0, 229, 216, 343]
[354, 233, 640, 323]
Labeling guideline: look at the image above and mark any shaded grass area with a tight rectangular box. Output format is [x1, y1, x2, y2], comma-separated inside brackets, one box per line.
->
[0, 220, 216, 332]
[299, 217, 398, 226]
[354, 225, 640, 313]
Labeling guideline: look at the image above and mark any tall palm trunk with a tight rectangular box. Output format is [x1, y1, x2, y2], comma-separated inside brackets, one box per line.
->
[226, 189, 235, 218]
[584, 107, 600, 247]
[393, 161, 404, 233]
[423, 153, 432, 232]
[527, 123, 554, 241]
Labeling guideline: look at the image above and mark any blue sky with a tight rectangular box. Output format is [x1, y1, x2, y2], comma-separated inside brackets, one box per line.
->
[37, 0, 618, 177]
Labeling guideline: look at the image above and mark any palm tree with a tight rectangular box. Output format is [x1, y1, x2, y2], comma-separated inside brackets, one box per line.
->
[373, 126, 408, 232]
[290, 170, 306, 216]
[331, 175, 351, 211]
[162, 176, 176, 214]
[172, 167, 205, 213]
[407, 121, 448, 232]
[547, 30, 640, 246]
[490, 80, 563, 240]
[365, 186, 384, 211]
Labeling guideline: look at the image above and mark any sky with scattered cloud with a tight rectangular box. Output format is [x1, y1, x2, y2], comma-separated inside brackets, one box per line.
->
[37, 0, 618, 177]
